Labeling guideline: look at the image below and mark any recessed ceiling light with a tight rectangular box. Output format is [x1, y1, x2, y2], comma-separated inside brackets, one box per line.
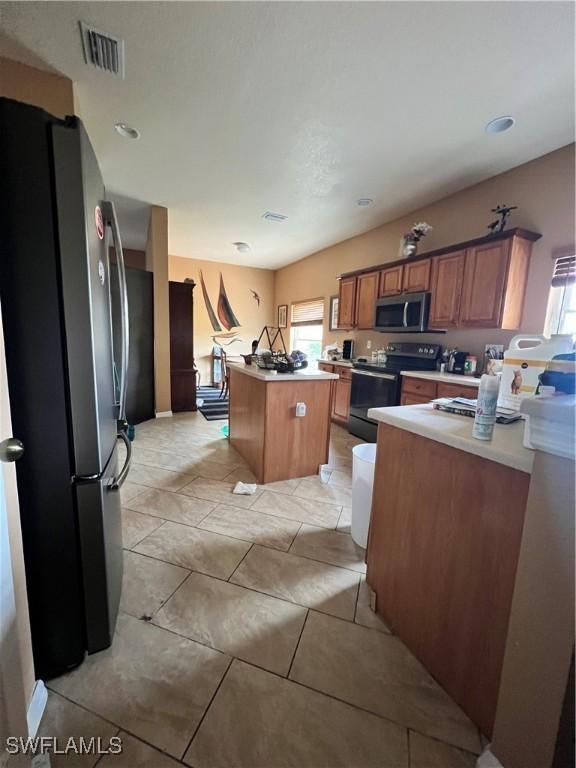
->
[262, 211, 288, 222]
[114, 122, 140, 139]
[357, 198, 373, 207]
[233, 242, 251, 253]
[485, 116, 515, 134]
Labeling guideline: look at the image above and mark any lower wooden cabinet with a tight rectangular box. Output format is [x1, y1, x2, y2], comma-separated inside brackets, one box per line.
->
[333, 377, 351, 423]
[400, 376, 478, 405]
[401, 393, 430, 406]
[318, 363, 352, 425]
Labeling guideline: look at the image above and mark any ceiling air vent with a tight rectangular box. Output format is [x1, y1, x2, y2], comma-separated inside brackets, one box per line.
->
[79, 21, 125, 78]
[262, 211, 288, 222]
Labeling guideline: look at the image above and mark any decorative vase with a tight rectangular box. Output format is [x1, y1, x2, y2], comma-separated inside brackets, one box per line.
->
[402, 237, 418, 258]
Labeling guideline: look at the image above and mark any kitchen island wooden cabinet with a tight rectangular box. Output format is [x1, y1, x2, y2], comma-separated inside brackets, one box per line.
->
[228, 363, 338, 483]
[366, 404, 533, 738]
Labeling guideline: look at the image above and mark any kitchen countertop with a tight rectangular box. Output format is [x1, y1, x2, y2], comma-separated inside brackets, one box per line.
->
[228, 362, 339, 382]
[367, 403, 533, 474]
[400, 370, 481, 387]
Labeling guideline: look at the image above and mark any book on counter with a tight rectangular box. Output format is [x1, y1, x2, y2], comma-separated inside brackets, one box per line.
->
[431, 397, 522, 424]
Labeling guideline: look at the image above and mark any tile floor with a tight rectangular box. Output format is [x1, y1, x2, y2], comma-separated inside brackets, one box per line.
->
[31, 413, 481, 767]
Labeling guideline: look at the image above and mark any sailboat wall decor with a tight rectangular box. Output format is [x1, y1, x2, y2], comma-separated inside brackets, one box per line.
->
[199, 270, 243, 346]
[199, 270, 222, 332]
[217, 273, 241, 330]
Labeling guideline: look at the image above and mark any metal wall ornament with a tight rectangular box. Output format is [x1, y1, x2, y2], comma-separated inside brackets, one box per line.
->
[278, 304, 288, 328]
[487, 204, 518, 234]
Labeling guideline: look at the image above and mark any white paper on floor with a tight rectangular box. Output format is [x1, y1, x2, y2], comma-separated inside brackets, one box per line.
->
[233, 481, 257, 495]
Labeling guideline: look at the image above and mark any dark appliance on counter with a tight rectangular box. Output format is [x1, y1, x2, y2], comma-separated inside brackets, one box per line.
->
[348, 342, 441, 441]
[450, 351, 469, 375]
[0, 98, 131, 678]
[342, 339, 354, 360]
[374, 291, 431, 333]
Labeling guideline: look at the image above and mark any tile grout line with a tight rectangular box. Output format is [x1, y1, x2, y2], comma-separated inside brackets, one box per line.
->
[179, 656, 235, 762]
[286, 608, 309, 678]
[226, 542, 254, 582]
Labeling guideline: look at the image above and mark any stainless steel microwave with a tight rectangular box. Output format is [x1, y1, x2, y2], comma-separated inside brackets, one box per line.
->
[374, 291, 430, 333]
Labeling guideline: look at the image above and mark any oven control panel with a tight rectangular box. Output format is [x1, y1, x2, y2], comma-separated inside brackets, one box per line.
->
[385, 342, 441, 359]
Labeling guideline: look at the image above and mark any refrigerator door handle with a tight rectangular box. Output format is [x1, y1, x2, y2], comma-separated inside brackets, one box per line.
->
[110, 431, 132, 490]
[102, 200, 129, 422]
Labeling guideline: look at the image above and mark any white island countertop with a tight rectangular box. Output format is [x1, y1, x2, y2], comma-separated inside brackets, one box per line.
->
[228, 362, 339, 382]
[400, 370, 481, 387]
[368, 403, 533, 474]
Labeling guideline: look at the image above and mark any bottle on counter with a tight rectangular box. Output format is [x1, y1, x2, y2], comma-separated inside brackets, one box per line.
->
[472, 374, 500, 441]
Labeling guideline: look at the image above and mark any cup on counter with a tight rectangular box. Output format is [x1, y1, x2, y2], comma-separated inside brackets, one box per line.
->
[464, 355, 477, 376]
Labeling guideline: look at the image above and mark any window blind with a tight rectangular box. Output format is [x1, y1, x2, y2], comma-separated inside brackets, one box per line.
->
[551, 255, 576, 287]
[291, 298, 325, 326]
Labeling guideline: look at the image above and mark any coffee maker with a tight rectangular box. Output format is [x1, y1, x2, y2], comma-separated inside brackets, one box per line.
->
[451, 351, 469, 375]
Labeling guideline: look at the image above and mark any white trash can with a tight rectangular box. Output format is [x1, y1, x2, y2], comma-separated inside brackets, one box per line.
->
[351, 443, 377, 549]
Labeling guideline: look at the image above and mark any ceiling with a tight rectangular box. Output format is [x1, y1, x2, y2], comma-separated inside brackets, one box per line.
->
[0, 1, 574, 268]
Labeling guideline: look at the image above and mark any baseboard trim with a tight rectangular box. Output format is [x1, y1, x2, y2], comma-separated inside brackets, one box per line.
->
[27, 680, 48, 737]
[476, 746, 504, 768]
[155, 411, 173, 418]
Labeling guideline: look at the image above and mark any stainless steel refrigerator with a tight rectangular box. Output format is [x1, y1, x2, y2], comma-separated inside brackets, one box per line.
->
[0, 98, 131, 679]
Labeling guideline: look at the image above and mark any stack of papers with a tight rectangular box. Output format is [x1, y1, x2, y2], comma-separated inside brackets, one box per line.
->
[431, 397, 522, 424]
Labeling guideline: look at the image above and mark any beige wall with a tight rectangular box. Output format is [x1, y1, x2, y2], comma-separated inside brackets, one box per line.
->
[0, 56, 75, 118]
[169, 256, 275, 383]
[274, 144, 576, 361]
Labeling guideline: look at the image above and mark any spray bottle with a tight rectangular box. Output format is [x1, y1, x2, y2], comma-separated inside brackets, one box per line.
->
[472, 375, 500, 441]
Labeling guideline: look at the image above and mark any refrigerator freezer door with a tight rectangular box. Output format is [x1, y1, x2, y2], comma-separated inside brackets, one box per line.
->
[52, 121, 117, 476]
[75, 440, 123, 652]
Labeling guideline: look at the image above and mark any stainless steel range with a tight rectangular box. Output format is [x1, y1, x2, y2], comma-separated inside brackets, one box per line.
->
[348, 342, 441, 441]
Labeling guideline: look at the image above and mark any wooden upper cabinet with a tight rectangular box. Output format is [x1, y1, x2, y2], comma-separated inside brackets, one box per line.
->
[337, 276, 357, 329]
[459, 235, 532, 329]
[459, 241, 509, 328]
[429, 250, 466, 329]
[379, 265, 404, 297]
[403, 259, 431, 293]
[355, 271, 380, 329]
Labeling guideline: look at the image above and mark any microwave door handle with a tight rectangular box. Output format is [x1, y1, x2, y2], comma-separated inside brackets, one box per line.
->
[402, 301, 409, 328]
[103, 200, 129, 422]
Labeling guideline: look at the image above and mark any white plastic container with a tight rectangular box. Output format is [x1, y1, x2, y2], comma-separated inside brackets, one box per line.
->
[473, 374, 500, 441]
[351, 443, 377, 548]
[498, 335, 574, 411]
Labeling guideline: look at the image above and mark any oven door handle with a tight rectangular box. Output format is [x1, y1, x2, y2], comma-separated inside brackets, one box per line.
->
[351, 370, 397, 381]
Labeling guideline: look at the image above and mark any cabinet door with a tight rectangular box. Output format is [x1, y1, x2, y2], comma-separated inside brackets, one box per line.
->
[333, 379, 351, 421]
[355, 272, 379, 329]
[400, 393, 430, 406]
[459, 241, 510, 327]
[403, 259, 431, 293]
[429, 251, 466, 329]
[379, 266, 404, 297]
[437, 382, 478, 399]
[338, 277, 357, 329]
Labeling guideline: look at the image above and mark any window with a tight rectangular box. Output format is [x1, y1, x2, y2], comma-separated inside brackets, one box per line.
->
[289, 298, 324, 361]
[545, 255, 576, 335]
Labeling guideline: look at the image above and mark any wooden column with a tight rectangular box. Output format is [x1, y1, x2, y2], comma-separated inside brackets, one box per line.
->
[145, 206, 171, 416]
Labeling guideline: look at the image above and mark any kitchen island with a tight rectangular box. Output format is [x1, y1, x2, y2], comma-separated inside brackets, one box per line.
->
[228, 363, 339, 483]
[365, 403, 533, 738]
